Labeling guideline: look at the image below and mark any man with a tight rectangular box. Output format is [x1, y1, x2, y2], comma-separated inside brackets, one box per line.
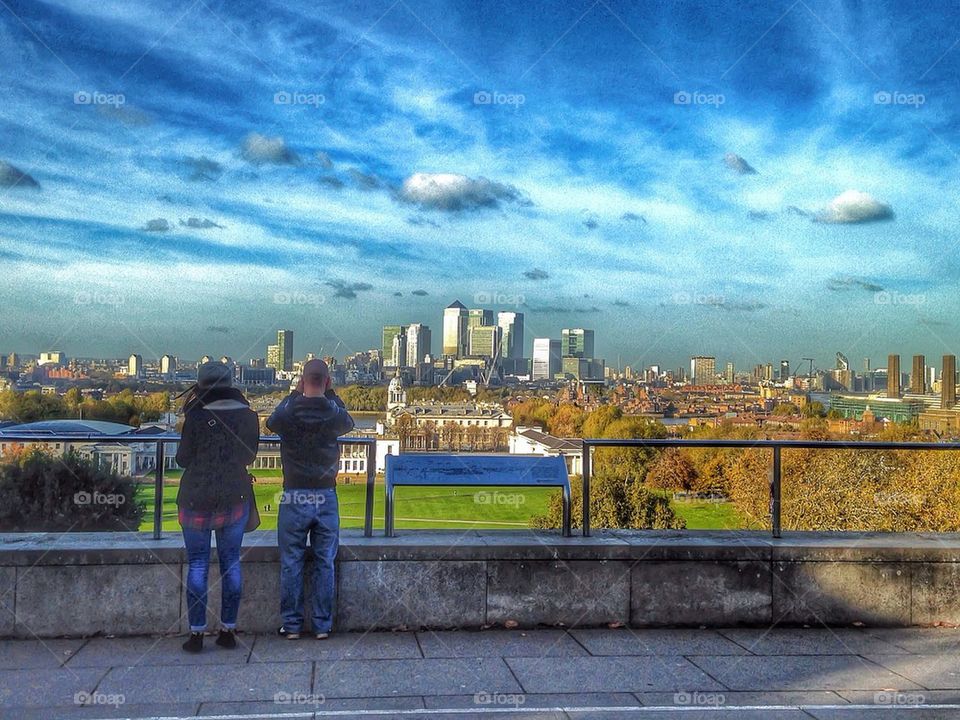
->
[267, 359, 354, 639]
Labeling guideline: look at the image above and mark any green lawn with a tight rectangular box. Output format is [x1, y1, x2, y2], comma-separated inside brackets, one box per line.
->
[137, 478, 745, 532]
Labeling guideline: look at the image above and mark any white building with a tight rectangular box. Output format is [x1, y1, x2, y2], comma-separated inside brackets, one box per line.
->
[509, 426, 583, 476]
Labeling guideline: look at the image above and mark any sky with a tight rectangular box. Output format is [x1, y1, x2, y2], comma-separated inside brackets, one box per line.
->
[0, 0, 959, 373]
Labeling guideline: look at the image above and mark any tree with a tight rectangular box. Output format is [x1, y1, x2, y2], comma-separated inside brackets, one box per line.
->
[547, 404, 587, 437]
[529, 471, 685, 530]
[0, 447, 144, 531]
[582, 405, 622, 438]
[645, 448, 697, 492]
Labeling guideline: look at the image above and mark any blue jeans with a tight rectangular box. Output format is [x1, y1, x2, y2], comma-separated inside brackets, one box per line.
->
[278, 488, 339, 633]
[181, 505, 248, 632]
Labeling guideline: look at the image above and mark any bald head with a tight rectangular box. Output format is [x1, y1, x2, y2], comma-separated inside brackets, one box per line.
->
[301, 359, 330, 397]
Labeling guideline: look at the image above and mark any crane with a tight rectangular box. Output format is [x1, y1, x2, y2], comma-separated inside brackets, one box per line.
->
[801, 357, 815, 377]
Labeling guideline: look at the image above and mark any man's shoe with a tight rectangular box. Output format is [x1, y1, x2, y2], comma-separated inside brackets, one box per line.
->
[215, 629, 237, 649]
[277, 626, 301, 640]
[315, 632, 330, 640]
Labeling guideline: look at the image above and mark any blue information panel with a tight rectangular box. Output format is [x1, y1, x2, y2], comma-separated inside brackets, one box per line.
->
[385, 453, 568, 487]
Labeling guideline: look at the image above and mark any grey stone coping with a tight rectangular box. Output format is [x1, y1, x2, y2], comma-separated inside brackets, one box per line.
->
[2, 530, 960, 566]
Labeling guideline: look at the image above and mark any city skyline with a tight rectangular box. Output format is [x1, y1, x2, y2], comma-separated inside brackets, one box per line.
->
[2, 1, 960, 367]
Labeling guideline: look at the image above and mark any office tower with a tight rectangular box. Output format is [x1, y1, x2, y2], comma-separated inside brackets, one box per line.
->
[497, 311, 524, 359]
[690, 356, 716, 385]
[911, 354, 926, 394]
[266, 345, 281, 370]
[160, 354, 177, 379]
[38, 351, 64, 366]
[887, 354, 901, 398]
[561, 328, 595, 358]
[6, 353, 19, 370]
[128, 354, 143, 378]
[468, 324, 501, 358]
[406, 323, 431, 367]
[532, 338, 562, 380]
[382, 325, 406, 367]
[468, 308, 494, 329]
[779, 360, 790, 381]
[944, 355, 957, 409]
[276, 330, 293, 372]
[442, 300, 469, 357]
[724, 361, 735, 384]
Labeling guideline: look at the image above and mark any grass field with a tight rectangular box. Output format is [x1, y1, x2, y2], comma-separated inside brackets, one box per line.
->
[136, 472, 745, 532]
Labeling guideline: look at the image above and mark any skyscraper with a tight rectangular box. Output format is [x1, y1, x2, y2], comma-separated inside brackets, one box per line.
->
[277, 330, 293, 372]
[405, 323, 431, 367]
[911, 354, 926, 394]
[724, 361, 735, 384]
[468, 308, 494, 328]
[496, 311, 524, 359]
[468, 325, 501, 358]
[561, 328, 595, 358]
[887, 354, 901, 398]
[266, 345, 280, 371]
[779, 360, 790, 381]
[944, 355, 957, 409]
[442, 300, 468, 358]
[160, 354, 177, 380]
[690, 356, 716, 385]
[382, 325, 406, 367]
[128, 354, 143, 378]
[532, 338, 562, 381]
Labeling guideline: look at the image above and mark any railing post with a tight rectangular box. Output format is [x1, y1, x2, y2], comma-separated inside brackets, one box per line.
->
[363, 442, 375, 538]
[770, 444, 781, 539]
[581, 441, 591, 537]
[152, 442, 165, 540]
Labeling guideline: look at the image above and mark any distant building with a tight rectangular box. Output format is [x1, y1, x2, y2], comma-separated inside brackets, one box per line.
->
[405, 323, 431, 367]
[382, 325, 406, 367]
[497, 311, 524, 359]
[442, 300, 468, 358]
[690, 356, 716, 385]
[468, 324, 501, 359]
[509, 426, 583, 476]
[128, 354, 143, 379]
[829, 393, 924, 423]
[532, 338, 562, 381]
[944, 355, 957, 409]
[911, 354, 926, 394]
[160, 354, 177, 380]
[38, 351, 64, 366]
[887, 354, 901, 398]
[561, 328, 595, 358]
[277, 330, 293, 372]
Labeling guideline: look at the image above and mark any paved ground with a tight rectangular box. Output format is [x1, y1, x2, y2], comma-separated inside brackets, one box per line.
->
[3, 627, 960, 719]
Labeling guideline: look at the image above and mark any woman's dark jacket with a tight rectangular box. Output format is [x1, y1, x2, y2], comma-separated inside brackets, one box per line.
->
[175, 388, 260, 512]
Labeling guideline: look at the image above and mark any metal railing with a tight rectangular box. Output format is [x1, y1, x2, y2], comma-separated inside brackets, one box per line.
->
[0, 433, 377, 539]
[581, 438, 960, 538]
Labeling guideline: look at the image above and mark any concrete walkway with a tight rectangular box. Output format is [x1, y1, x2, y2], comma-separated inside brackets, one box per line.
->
[3, 627, 960, 719]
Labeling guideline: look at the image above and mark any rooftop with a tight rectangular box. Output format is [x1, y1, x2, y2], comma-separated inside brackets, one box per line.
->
[0, 419, 136, 436]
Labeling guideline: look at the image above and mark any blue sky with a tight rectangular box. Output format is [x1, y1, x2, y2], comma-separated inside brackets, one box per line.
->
[0, 0, 958, 372]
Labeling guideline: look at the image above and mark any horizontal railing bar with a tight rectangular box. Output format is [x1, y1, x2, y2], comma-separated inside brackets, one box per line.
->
[0, 434, 377, 444]
[582, 438, 960, 450]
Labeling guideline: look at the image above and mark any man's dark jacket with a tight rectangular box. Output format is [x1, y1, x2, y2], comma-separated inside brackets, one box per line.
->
[176, 389, 260, 512]
[267, 389, 355, 489]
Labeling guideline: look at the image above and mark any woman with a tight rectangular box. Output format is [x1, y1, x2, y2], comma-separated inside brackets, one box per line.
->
[176, 361, 259, 653]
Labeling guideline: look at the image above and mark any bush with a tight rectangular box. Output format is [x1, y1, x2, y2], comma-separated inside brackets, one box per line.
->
[0, 447, 144, 531]
[529, 472, 685, 530]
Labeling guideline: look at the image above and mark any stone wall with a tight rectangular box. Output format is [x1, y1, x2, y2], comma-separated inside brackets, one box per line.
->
[2, 530, 959, 637]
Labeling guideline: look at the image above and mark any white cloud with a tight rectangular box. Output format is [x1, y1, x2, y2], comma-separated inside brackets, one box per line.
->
[398, 172, 523, 211]
[815, 189, 894, 224]
[241, 133, 299, 165]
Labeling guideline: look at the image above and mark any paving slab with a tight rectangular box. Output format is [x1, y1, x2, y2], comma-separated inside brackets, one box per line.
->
[866, 655, 960, 689]
[0, 667, 107, 708]
[718, 628, 910, 655]
[565, 711, 807, 720]
[65, 635, 254, 667]
[571, 628, 749, 656]
[688, 655, 922, 691]
[838, 689, 960, 704]
[318, 713, 566, 720]
[12, 702, 200, 719]
[416, 629, 586, 658]
[0, 638, 86, 669]
[637, 690, 848, 706]
[95, 661, 312, 704]
[505, 656, 724, 694]
[863, 628, 960, 654]
[249, 630, 421, 662]
[314, 657, 522, 698]
[422, 692, 639, 708]
[0, 568, 14, 636]
[803, 708, 960, 720]
[200, 696, 426, 715]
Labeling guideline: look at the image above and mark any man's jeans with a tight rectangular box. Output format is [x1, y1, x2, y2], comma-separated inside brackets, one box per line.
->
[182, 505, 248, 632]
[278, 488, 339, 633]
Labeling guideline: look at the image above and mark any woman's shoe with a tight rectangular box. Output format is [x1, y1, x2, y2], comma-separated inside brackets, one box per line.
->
[182, 632, 204, 653]
[277, 626, 301, 640]
[315, 632, 330, 640]
[215, 629, 237, 649]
